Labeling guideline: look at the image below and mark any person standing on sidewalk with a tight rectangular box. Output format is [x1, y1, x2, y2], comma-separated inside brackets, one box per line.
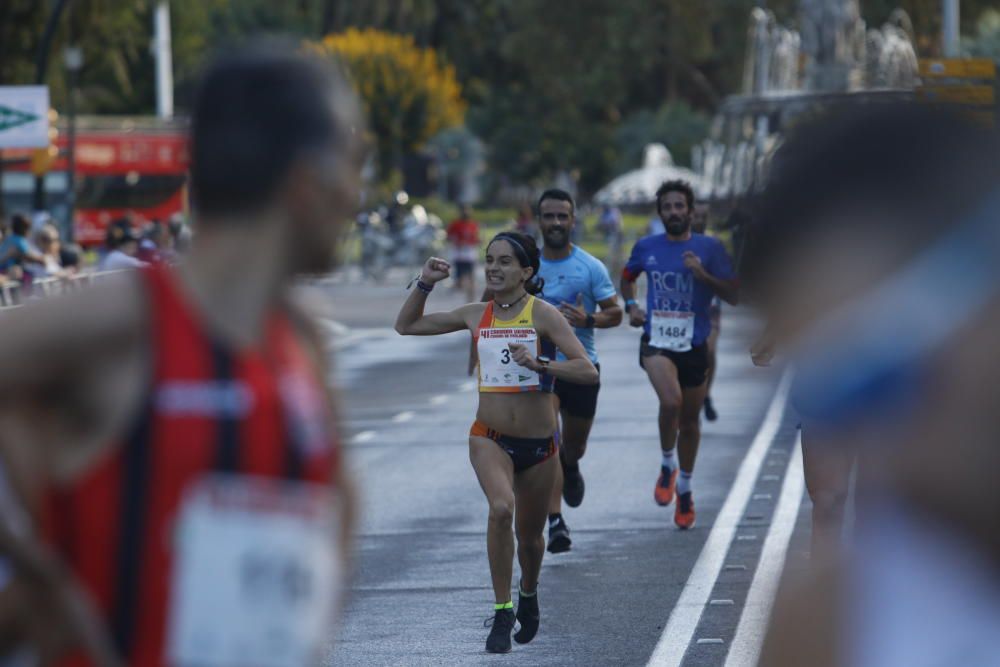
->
[446, 204, 481, 302]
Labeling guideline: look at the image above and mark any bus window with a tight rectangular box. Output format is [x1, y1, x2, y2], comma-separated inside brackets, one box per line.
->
[76, 174, 187, 211]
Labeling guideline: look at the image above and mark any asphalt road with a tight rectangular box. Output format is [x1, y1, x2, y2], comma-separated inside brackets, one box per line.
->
[310, 277, 811, 667]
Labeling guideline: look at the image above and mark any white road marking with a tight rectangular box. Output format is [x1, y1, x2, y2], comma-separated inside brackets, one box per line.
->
[352, 430, 376, 444]
[646, 370, 792, 667]
[724, 434, 804, 667]
[430, 394, 449, 406]
[392, 411, 415, 423]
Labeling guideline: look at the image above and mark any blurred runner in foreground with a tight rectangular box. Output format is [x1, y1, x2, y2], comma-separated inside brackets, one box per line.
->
[745, 104, 1000, 666]
[0, 43, 363, 666]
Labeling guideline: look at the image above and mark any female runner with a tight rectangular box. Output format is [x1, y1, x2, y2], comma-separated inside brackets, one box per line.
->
[395, 231, 598, 653]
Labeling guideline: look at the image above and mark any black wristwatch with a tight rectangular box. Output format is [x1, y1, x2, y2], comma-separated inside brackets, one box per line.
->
[536, 355, 551, 373]
[585, 314, 596, 328]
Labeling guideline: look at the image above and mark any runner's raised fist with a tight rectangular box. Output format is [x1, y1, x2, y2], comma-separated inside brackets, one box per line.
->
[420, 257, 451, 283]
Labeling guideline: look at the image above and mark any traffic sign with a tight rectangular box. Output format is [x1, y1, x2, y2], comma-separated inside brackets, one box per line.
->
[0, 86, 50, 148]
[919, 58, 996, 79]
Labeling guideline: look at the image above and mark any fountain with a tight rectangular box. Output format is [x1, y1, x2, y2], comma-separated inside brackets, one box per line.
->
[698, 2, 921, 201]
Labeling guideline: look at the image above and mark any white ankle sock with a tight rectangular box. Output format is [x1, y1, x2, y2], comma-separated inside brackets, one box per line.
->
[677, 470, 693, 495]
[661, 449, 677, 471]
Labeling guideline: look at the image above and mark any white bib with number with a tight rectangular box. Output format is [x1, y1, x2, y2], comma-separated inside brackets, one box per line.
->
[650, 310, 695, 352]
[477, 327, 539, 389]
[167, 475, 341, 667]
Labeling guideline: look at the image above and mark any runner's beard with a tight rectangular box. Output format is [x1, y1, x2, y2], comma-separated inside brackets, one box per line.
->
[666, 216, 690, 236]
[543, 228, 570, 249]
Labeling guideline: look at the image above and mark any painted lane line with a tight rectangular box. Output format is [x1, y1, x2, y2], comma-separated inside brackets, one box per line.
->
[430, 394, 449, 406]
[646, 370, 792, 667]
[351, 430, 376, 444]
[392, 411, 415, 423]
[724, 433, 805, 667]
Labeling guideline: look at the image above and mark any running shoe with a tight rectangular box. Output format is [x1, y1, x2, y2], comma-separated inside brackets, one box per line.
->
[547, 516, 572, 553]
[704, 396, 718, 422]
[562, 461, 585, 508]
[513, 589, 540, 644]
[675, 491, 696, 529]
[654, 467, 678, 506]
[484, 608, 516, 653]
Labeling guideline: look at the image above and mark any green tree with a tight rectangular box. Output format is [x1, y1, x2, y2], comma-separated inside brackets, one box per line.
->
[614, 102, 711, 174]
[963, 8, 1000, 57]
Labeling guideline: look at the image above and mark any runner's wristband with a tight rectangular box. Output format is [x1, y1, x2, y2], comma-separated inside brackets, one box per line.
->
[407, 274, 435, 294]
[585, 314, 596, 328]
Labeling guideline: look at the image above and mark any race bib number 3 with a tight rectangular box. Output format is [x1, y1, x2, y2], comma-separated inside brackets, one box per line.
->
[477, 327, 539, 388]
[167, 475, 341, 667]
[650, 310, 695, 352]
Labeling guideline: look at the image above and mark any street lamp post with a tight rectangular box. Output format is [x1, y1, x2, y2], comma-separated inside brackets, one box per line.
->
[31, 0, 73, 212]
[64, 45, 83, 243]
[942, 0, 960, 57]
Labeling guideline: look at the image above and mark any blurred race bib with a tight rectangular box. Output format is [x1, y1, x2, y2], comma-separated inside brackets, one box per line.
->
[650, 310, 694, 352]
[167, 475, 341, 667]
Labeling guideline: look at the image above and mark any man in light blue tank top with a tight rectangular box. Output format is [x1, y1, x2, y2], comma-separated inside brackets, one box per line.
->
[535, 189, 623, 553]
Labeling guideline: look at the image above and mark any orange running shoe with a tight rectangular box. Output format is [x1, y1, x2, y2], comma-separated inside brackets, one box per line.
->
[675, 491, 696, 529]
[654, 467, 678, 506]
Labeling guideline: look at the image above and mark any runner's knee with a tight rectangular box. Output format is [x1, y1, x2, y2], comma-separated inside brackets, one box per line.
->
[517, 529, 545, 547]
[489, 499, 514, 528]
[658, 395, 682, 417]
[809, 490, 847, 520]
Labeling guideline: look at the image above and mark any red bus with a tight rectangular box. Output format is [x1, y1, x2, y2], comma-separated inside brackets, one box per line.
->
[1, 116, 189, 246]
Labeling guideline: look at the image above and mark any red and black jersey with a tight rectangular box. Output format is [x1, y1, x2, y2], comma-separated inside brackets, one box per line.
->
[45, 264, 339, 666]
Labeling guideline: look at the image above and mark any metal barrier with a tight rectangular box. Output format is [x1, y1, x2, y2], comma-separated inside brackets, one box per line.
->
[0, 271, 118, 308]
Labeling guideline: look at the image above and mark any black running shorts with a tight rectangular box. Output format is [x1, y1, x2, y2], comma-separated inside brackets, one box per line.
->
[639, 335, 709, 389]
[554, 363, 601, 419]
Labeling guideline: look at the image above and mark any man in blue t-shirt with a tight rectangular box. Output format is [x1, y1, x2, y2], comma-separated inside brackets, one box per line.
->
[621, 180, 738, 529]
[534, 189, 622, 554]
